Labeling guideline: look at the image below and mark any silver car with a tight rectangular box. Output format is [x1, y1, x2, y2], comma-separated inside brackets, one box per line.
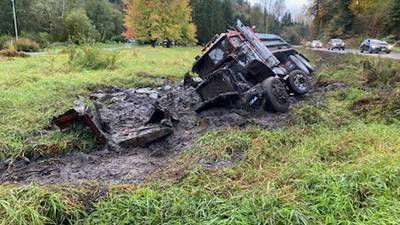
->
[360, 39, 392, 54]
[327, 39, 345, 50]
[311, 40, 323, 48]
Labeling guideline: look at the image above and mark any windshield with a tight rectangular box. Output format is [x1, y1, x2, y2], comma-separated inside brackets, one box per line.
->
[371, 40, 388, 45]
[331, 39, 343, 43]
[208, 38, 231, 64]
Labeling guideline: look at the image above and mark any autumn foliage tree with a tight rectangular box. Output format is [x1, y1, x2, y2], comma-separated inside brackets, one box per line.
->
[124, 0, 196, 46]
[309, 0, 399, 40]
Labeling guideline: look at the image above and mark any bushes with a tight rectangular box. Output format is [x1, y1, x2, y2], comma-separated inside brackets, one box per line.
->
[68, 45, 119, 70]
[361, 59, 400, 87]
[64, 9, 99, 45]
[21, 32, 49, 49]
[14, 38, 40, 52]
[0, 35, 11, 50]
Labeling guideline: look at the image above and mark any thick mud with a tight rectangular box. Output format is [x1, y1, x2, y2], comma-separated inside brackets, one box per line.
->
[0, 80, 292, 185]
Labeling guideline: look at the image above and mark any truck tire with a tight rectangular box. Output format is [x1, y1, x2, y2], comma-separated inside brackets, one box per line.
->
[368, 48, 374, 54]
[288, 70, 311, 95]
[262, 77, 290, 113]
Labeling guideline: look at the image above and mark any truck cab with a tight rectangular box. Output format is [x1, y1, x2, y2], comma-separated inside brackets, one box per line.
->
[192, 20, 314, 113]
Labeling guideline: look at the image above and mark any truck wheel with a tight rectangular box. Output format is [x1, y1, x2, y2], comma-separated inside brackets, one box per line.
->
[288, 70, 311, 95]
[262, 77, 290, 113]
[368, 48, 374, 54]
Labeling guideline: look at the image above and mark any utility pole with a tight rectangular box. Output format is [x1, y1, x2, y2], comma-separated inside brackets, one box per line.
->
[11, 0, 18, 40]
[62, 0, 65, 17]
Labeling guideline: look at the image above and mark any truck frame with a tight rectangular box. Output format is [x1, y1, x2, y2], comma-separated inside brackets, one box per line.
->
[192, 20, 314, 113]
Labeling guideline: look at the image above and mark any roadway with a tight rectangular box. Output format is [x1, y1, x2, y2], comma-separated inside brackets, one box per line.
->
[301, 47, 400, 60]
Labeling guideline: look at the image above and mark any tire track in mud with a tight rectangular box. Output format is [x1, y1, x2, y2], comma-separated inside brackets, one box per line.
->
[0, 81, 291, 185]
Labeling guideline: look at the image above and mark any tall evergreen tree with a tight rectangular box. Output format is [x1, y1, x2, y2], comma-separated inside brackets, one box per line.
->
[281, 12, 293, 27]
[388, 0, 400, 37]
[190, 0, 235, 44]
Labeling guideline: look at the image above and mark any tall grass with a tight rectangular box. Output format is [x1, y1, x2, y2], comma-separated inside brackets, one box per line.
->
[0, 185, 85, 225]
[67, 45, 120, 70]
[0, 48, 400, 224]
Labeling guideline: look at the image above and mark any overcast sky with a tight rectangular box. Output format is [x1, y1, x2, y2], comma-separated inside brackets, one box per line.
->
[285, 0, 309, 17]
[249, 0, 310, 18]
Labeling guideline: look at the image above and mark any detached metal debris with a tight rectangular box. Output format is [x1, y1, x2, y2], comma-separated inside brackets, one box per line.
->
[52, 84, 197, 150]
[52, 99, 106, 144]
[52, 20, 314, 149]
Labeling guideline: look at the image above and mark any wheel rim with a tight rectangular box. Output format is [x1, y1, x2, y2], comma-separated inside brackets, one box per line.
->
[293, 73, 309, 92]
[271, 80, 288, 105]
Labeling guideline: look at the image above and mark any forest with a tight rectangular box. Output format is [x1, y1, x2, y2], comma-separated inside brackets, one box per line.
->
[0, 0, 399, 50]
[0, 0, 307, 48]
[310, 0, 400, 42]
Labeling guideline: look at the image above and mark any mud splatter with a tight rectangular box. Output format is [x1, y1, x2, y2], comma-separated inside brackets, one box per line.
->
[0, 80, 292, 185]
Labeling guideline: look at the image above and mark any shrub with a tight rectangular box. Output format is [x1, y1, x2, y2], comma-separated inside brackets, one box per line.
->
[361, 59, 400, 87]
[14, 38, 40, 52]
[0, 35, 11, 50]
[0, 49, 28, 58]
[68, 45, 119, 70]
[110, 35, 125, 43]
[351, 87, 400, 123]
[64, 9, 99, 45]
[21, 32, 49, 48]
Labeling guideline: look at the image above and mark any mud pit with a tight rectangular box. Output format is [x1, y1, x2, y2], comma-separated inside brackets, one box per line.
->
[0, 79, 291, 185]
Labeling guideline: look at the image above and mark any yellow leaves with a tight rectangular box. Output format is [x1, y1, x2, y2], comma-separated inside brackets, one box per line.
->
[123, 0, 197, 44]
[349, 0, 386, 14]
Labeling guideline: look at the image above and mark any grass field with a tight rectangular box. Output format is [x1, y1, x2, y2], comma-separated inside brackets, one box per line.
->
[0, 46, 199, 159]
[1, 46, 400, 224]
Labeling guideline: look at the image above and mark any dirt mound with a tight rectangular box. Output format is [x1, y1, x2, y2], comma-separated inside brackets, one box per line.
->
[0, 80, 289, 185]
[0, 50, 28, 58]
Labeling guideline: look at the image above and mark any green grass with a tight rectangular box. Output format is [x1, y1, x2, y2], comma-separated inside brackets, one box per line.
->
[1, 47, 400, 224]
[0, 46, 200, 159]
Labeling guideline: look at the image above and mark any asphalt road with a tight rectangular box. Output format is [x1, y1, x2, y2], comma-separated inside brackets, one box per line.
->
[304, 47, 400, 60]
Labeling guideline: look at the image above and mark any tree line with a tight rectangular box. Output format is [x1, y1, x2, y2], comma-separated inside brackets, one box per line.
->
[0, 0, 124, 47]
[0, 0, 311, 48]
[310, 0, 400, 41]
[188, 0, 308, 45]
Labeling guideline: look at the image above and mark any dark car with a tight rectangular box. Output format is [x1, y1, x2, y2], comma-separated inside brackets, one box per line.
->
[360, 39, 392, 54]
[327, 38, 345, 50]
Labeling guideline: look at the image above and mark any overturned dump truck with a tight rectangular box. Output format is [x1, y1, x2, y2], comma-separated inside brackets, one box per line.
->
[192, 20, 314, 113]
[51, 20, 314, 151]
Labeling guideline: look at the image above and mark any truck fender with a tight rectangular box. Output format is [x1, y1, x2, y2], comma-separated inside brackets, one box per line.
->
[295, 54, 314, 73]
[289, 55, 310, 75]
